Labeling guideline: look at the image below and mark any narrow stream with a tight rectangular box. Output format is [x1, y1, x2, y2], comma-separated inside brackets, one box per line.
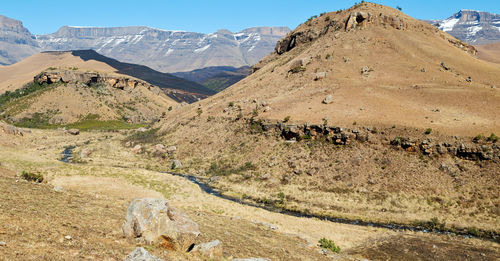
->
[59, 147, 498, 242]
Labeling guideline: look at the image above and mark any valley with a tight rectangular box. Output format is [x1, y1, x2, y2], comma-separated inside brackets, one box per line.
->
[0, 1, 499, 260]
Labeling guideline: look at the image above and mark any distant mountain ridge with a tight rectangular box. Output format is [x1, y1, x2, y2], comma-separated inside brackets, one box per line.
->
[0, 14, 290, 72]
[427, 10, 500, 44]
[172, 66, 251, 92]
[0, 15, 39, 65]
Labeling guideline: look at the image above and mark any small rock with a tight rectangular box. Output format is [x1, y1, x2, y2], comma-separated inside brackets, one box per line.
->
[322, 95, 333, 104]
[0, 241, 6, 247]
[124, 247, 164, 261]
[421, 68, 427, 72]
[441, 61, 450, 71]
[67, 129, 80, 135]
[361, 66, 372, 75]
[314, 72, 327, 81]
[263, 106, 271, 112]
[261, 173, 271, 180]
[65, 235, 72, 240]
[131, 145, 143, 154]
[166, 146, 177, 154]
[80, 148, 92, 158]
[465, 76, 472, 82]
[171, 160, 182, 169]
[137, 127, 148, 132]
[54, 186, 64, 192]
[191, 240, 223, 258]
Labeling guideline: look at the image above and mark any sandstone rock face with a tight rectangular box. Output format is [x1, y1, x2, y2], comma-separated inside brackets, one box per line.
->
[124, 247, 164, 261]
[191, 240, 223, 258]
[34, 69, 153, 90]
[122, 198, 200, 251]
[346, 12, 370, 31]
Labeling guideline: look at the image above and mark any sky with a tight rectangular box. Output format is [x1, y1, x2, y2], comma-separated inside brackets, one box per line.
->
[1, 0, 499, 35]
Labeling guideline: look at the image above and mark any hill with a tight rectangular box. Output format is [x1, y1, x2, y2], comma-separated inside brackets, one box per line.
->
[0, 50, 213, 102]
[172, 66, 251, 92]
[152, 2, 500, 238]
[191, 3, 500, 136]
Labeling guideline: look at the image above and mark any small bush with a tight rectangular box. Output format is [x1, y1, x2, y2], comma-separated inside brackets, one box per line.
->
[318, 238, 341, 253]
[283, 116, 291, 123]
[473, 134, 483, 142]
[168, 106, 173, 111]
[21, 171, 43, 183]
[252, 108, 259, 117]
[425, 128, 432, 135]
[487, 133, 498, 143]
[228, 102, 234, 107]
[197, 108, 203, 117]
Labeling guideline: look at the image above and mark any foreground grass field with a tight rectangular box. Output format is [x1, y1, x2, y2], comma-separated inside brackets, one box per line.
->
[0, 127, 498, 260]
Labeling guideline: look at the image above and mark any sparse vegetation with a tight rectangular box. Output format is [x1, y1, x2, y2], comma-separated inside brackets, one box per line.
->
[207, 160, 257, 177]
[0, 82, 51, 108]
[123, 127, 160, 144]
[283, 116, 291, 123]
[228, 101, 235, 107]
[197, 108, 203, 117]
[318, 238, 341, 253]
[425, 128, 432, 135]
[487, 133, 498, 143]
[168, 106, 173, 111]
[21, 171, 44, 183]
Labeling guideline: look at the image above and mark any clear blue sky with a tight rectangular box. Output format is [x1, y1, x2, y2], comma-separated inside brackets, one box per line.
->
[2, 0, 498, 35]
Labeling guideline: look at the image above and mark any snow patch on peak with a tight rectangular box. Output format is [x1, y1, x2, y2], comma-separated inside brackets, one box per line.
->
[194, 44, 210, 53]
[439, 18, 459, 32]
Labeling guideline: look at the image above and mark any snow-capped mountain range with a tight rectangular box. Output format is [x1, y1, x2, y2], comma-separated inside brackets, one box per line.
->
[36, 26, 290, 72]
[0, 14, 290, 72]
[427, 10, 500, 44]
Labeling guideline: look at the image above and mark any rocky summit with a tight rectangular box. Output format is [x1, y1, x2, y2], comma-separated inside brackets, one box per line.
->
[0, 15, 39, 65]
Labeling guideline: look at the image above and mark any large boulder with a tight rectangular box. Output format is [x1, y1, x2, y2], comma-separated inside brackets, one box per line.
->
[124, 247, 164, 261]
[122, 198, 200, 251]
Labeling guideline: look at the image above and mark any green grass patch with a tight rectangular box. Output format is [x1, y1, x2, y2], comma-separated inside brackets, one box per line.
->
[318, 238, 341, 253]
[0, 82, 50, 108]
[66, 119, 147, 131]
[207, 160, 257, 176]
[123, 127, 161, 144]
[21, 171, 44, 183]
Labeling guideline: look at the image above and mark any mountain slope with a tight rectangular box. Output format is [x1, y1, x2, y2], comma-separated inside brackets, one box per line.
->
[150, 3, 500, 235]
[475, 42, 500, 65]
[428, 10, 500, 44]
[0, 15, 40, 65]
[36, 26, 290, 72]
[0, 50, 213, 102]
[172, 66, 250, 92]
[189, 3, 500, 136]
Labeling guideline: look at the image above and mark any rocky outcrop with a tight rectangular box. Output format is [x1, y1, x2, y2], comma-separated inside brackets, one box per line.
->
[0, 121, 25, 136]
[124, 247, 164, 261]
[34, 69, 154, 90]
[248, 119, 499, 161]
[122, 198, 200, 251]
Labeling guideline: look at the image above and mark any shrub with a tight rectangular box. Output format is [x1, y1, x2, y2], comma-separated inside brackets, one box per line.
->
[425, 128, 432, 135]
[396, 6, 403, 11]
[21, 171, 43, 183]
[283, 116, 291, 123]
[487, 133, 498, 143]
[473, 134, 483, 142]
[318, 238, 341, 253]
[197, 108, 203, 117]
[168, 106, 172, 111]
[252, 108, 259, 117]
[228, 102, 235, 107]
